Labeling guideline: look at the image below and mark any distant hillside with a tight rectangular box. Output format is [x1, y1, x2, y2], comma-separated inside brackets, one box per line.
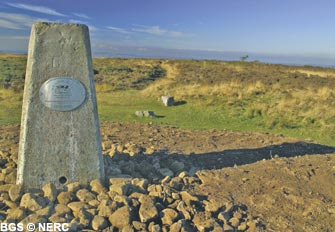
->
[0, 53, 334, 145]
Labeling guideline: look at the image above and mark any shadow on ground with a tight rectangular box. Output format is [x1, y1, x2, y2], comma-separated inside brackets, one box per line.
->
[104, 142, 335, 180]
[173, 100, 187, 106]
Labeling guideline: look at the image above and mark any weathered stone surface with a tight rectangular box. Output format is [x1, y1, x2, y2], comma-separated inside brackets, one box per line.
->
[169, 177, 184, 191]
[179, 191, 199, 206]
[170, 219, 192, 232]
[176, 201, 192, 220]
[229, 217, 240, 228]
[238, 222, 248, 231]
[135, 111, 144, 117]
[159, 168, 174, 177]
[160, 208, 179, 225]
[109, 182, 131, 195]
[161, 96, 174, 106]
[20, 193, 46, 211]
[92, 215, 108, 230]
[170, 161, 185, 174]
[223, 223, 234, 231]
[88, 199, 100, 207]
[97, 192, 110, 202]
[139, 195, 158, 223]
[122, 225, 135, 232]
[109, 206, 132, 229]
[178, 171, 189, 179]
[66, 182, 82, 193]
[132, 221, 146, 231]
[42, 183, 57, 202]
[5, 172, 16, 184]
[76, 208, 93, 227]
[3, 200, 17, 209]
[143, 110, 155, 117]
[193, 215, 219, 232]
[217, 211, 230, 224]
[204, 200, 222, 213]
[0, 184, 12, 192]
[131, 178, 148, 192]
[54, 204, 72, 216]
[0, 173, 5, 182]
[20, 213, 47, 226]
[76, 189, 96, 203]
[148, 184, 163, 198]
[57, 191, 73, 205]
[35, 205, 54, 217]
[150, 224, 161, 232]
[67, 202, 91, 213]
[98, 203, 113, 217]
[98, 200, 113, 217]
[8, 184, 23, 202]
[49, 214, 68, 223]
[7, 207, 27, 221]
[135, 110, 155, 117]
[17, 22, 104, 189]
[90, 179, 107, 193]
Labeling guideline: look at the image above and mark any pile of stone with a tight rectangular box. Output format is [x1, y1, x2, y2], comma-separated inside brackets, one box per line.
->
[102, 145, 199, 181]
[0, 143, 262, 231]
[0, 174, 260, 231]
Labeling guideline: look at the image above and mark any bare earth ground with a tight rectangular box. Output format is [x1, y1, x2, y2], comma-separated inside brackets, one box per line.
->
[1, 122, 335, 231]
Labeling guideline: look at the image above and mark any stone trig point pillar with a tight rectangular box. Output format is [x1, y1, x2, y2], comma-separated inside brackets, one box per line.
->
[17, 22, 105, 189]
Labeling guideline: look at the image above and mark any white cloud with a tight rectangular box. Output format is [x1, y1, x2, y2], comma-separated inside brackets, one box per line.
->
[73, 13, 91, 19]
[106, 26, 131, 34]
[0, 12, 49, 29]
[68, 19, 98, 31]
[0, 18, 22, 29]
[6, 2, 66, 17]
[132, 25, 186, 37]
[86, 24, 98, 31]
[68, 19, 86, 24]
[132, 25, 166, 35]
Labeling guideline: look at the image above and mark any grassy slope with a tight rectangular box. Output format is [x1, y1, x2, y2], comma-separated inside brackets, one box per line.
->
[0, 53, 334, 146]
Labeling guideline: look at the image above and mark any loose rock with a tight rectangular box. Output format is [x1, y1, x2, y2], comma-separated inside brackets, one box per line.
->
[92, 215, 108, 231]
[7, 207, 27, 221]
[90, 179, 107, 194]
[42, 183, 57, 202]
[20, 193, 46, 211]
[139, 195, 158, 223]
[161, 96, 174, 106]
[8, 184, 23, 202]
[160, 208, 179, 225]
[109, 205, 132, 229]
[76, 189, 96, 203]
[57, 191, 73, 205]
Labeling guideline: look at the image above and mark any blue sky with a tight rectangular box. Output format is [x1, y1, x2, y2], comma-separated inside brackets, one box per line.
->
[0, 0, 335, 65]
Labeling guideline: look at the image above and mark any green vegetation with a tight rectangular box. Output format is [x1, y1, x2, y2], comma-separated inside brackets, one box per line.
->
[0, 53, 334, 146]
[0, 53, 26, 91]
[93, 58, 165, 91]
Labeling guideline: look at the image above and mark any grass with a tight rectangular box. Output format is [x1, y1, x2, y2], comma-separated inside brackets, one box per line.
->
[96, 90, 335, 146]
[0, 53, 334, 146]
[0, 88, 22, 124]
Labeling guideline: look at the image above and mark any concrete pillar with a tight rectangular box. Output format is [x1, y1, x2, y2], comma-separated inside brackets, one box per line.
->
[17, 22, 104, 189]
